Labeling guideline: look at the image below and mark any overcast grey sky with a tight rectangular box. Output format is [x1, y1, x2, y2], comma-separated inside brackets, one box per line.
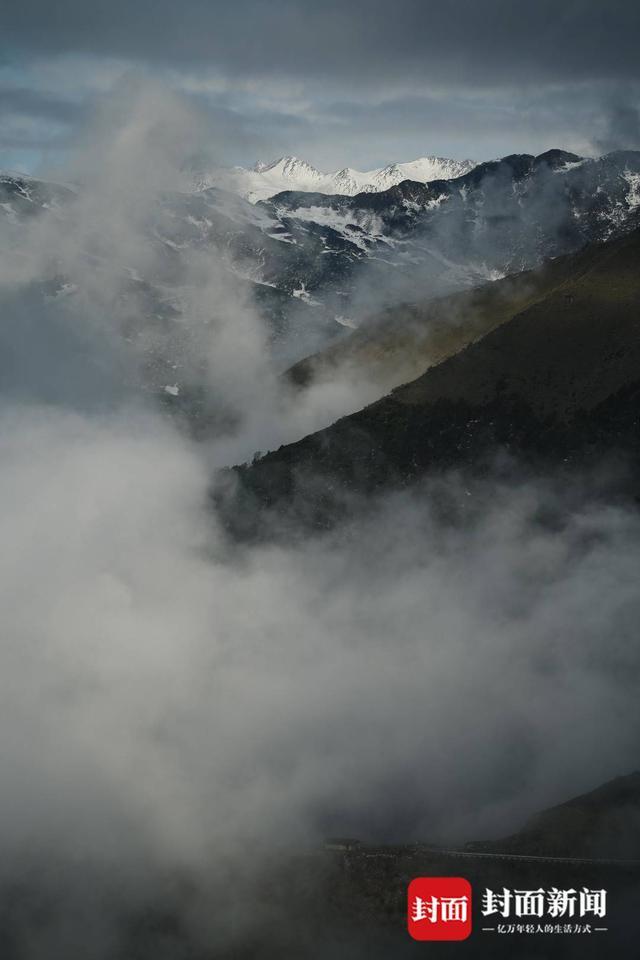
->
[1, 0, 639, 173]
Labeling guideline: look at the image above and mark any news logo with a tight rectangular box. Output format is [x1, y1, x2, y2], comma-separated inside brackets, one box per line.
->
[407, 878, 608, 940]
[407, 877, 472, 941]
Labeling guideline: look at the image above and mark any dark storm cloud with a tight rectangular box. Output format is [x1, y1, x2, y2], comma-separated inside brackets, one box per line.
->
[3, 0, 640, 87]
[2, 3, 640, 183]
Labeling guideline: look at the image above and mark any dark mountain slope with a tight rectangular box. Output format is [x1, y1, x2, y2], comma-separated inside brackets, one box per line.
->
[217, 228, 640, 536]
[285, 230, 635, 395]
[466, 772, 640, 859]
[395, 229, 640, 418]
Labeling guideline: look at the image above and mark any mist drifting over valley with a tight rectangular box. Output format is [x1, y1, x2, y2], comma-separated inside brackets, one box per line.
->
[1, 3, 640, 957]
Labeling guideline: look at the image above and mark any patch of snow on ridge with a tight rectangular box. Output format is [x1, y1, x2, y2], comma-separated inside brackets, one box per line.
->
[624, 170, 640, 210]
[279, 204, 386, 249]
[555, 159, 587, 174]
[292, 282, 320, 306]
[335, 315, 358, 329]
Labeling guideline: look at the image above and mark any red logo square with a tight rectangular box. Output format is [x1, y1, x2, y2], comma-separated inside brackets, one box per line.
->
[408, 876, 472, 941]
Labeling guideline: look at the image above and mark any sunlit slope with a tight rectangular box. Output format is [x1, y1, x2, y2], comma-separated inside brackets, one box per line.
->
[219, 228, 640, 534]
[285, 238, 629, 396]
[395, 225, 640, 416]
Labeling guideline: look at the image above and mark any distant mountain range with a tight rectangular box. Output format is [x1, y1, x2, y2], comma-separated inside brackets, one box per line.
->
[192, 154, 476, 202]
[2, 148, 640, 395]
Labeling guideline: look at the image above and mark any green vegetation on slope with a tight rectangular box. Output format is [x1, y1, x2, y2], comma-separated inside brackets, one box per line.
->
[286, 233, 639, 399]
[218, 229, 640, 537]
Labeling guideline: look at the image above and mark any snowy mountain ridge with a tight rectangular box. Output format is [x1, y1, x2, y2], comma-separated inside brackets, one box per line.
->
[4, 148, 640, 383]
[193, 154, 476, 202]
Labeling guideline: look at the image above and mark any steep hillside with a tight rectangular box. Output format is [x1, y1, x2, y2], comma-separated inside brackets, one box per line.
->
[218, 228, 640, 535]
[285, 241, 620, 395]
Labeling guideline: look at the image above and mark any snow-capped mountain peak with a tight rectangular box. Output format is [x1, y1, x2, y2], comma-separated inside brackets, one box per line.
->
[256, 156, 323, 179]
[193, 154, 477, 202]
